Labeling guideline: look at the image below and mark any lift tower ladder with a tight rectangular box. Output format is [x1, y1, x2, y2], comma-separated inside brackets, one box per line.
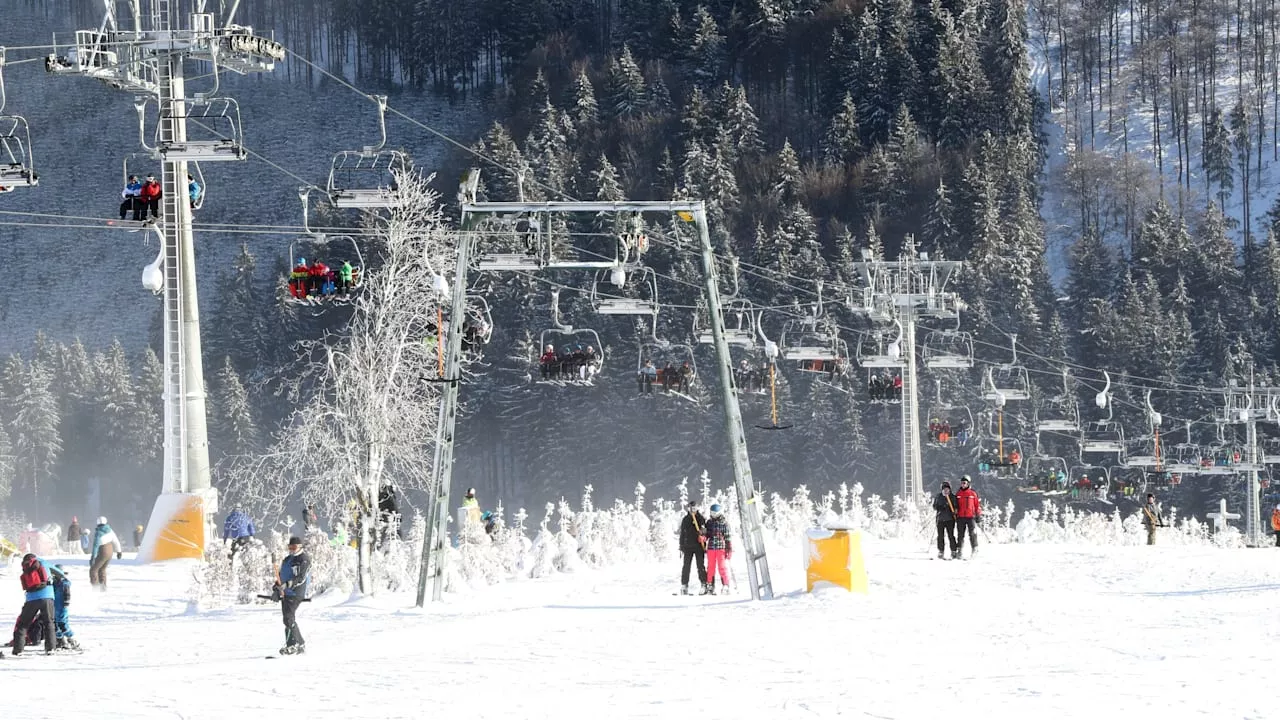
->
[418, 176, 772, 603]
[851, 237, 963, 505]
[44, 0, 281, 558]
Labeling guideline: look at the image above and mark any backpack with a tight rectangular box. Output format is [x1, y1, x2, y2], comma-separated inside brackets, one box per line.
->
[20, 556, 48, 592]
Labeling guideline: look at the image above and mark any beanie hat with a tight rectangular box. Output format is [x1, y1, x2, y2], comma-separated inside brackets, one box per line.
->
[941, 482, 951, 489]
[97, 516, 107, 525]
[287, 536, 303, 546]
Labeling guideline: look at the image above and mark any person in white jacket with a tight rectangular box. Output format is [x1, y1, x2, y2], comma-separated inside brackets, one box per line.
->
[89, 517, 120, 590]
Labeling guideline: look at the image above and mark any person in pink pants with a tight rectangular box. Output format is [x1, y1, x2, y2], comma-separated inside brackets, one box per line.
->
[702, 504, 732, 594]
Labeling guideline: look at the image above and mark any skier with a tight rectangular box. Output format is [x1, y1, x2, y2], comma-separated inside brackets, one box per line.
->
[338, 260, 355, 295]
[933, 481, 958, 559]
[11, 554, 55, 655]
[954, 476, 981, 558]
[302, 504, 318, 532]
[66, 516, 81, 553]
[187, 174, 201, 208]
[677, 501, 708, 595]
[133, 524, 144, 550]
[702, 503, 732, 594]
[223, 507, 255, 558]
[462, 488, 479, 509]
[138, 173, 163, 220]
[89, 517, 119, 590]
[48, 564, 77, 651]
[1272, 505, 1280, 547]
[274, 536, 310, 655]
[1142, 493, 1165, 545]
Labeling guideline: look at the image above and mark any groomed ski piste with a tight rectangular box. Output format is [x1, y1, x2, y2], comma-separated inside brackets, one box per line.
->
[2, 500, 1276, 720]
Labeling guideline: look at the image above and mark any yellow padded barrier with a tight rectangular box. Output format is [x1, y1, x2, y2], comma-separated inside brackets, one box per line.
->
[805, 528, 868, 593]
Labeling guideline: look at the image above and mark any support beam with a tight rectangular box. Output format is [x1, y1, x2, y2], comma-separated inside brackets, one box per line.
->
[694, 207, 772, 601]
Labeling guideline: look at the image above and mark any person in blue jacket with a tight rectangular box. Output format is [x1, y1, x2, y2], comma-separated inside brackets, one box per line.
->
[222, 508, 255, 558]
[188, 174, 202, 208]
[275, 536, 311, 655]
[49, 564, 78, 650]
[11, 554, 55, 655]
[89, 517, 120, 590]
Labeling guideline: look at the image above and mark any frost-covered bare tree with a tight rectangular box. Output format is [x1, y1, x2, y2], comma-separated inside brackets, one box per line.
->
[225, 167, 457, 594]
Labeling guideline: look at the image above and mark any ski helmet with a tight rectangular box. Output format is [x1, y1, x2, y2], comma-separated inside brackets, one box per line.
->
[709, 503, 722, 515]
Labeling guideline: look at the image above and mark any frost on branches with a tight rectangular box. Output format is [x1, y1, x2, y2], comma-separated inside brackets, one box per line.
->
[223, 166, 458, 595]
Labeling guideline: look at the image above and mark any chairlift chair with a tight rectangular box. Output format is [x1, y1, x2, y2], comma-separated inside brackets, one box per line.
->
[464, 295, 494, 347]
[982, 333, 1030, 401]
[591, 265, 658, 315]
[638, 315, 698, 401]
[149, 97, 247, 162]
[1035, 369, 1080, 433]
[856, 326, 905, 368]
[924, 380, 974, 448]
[0, 49, 36, 189]
[536, 289, 603, 386]
[978, 437, 1025, 479]
[1067, 464, 1109, 500]
[1019, 455, 1069, 494]
[474, 212, 547, 271]
[1262, 438, 1280, 464]
[921, 329, 974, 369]
[285, 235, 364, 304]
[696, 298, 758, 348]
[326, 95, 407, 209]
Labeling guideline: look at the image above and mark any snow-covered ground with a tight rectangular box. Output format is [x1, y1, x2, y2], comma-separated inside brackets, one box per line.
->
[2, 539, 1274, 719]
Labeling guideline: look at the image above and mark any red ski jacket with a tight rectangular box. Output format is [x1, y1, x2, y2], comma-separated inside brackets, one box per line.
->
[955, 488, 980, 518]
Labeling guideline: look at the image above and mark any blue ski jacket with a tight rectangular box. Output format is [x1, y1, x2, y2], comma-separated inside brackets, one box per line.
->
[223, 510, 254, 540]
[90, 524, 119, 560]
[278, 552, 311, 598]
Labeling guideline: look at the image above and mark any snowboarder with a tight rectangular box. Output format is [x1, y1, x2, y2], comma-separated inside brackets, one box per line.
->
[11, 554, 55, 655]
[702, 504, 732, 594]
[223, 508, 255, 559]
[89, 517, 119, 590]
[1272, 505, 1280, 547]
[66, 516, 81, 553]
[1142, 493, 1165, 545]
[954, 476, 980, 558]
[275, 536, 311, 655]
[48, 564, 77, 650]
[933, 481, 958, 559]
[677, 501, 708, 594]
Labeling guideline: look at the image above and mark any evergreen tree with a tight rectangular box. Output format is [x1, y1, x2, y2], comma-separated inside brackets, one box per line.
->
[477, 122, 531, 201]
[923, 179, 959, 257]
[1203, 107, 1234, 207]
[680, 86, 712, 147]
[92, 340, 150, 464]
[715, 83, 764, 160]
[567, 69, 599, 136]
[981, 0, 1033, 136]
[850, 7, 889, 141]
[134, 347, 163, 466]
[11, 364, 60, 509]
[605, 45, 648, 118]
[774, 139, 803, 205]
[1130, 200, 1193, 296]
[873, 0, 922, 132]
[211, 357, 261, 463]
[1064, 226, 1115, 338]
[208, 243, 263, 376]
[822, 93, 863, 168]
[0, 424, 13, 506]
[683, 6, 726, 88]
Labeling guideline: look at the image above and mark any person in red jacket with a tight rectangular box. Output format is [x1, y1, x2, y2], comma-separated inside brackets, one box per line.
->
[138, 173, 163, 220]
[954, 475, 981, 558]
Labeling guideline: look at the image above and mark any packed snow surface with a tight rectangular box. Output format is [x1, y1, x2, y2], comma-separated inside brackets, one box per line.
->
[2, 540, 1273, 719]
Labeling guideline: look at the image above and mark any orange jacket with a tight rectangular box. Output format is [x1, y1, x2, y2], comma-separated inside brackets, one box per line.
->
[1271, 509, 1280, 531]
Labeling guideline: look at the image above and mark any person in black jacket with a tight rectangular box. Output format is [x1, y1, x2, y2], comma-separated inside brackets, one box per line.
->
[677, 501, 708, 595]
[933, 481, 958, 559]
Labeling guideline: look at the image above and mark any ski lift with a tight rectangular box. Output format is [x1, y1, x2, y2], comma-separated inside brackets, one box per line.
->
[1080, 372, 1125, 455]
[857, 321, 905, 368]
[982, 333, 1030, 401]
[327, 95, 407, 209]
[1067, 464, 1109, 500]
[591, 265, 658, 315]
[781, 281, 839, 362]
[535, 289, 603, 386]
[141, 96, 247, 162]
[638, 311, 698, 401]
[0, 51, 37, 189]
[921, 326, 974, 369]
[285, 235, 364, 304]
[925, 380, 974, 448]
[474, 206, 547, 271]
[1035, 369, 1081, 433]
[1020, 455, 1069, 494]
[463, 295, 493, 349]
[977, 407, 1025, 479]
[696, 297, 758, 348]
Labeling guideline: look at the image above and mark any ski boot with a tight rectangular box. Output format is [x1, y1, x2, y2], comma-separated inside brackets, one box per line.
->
[680, 585, 690, 595]
[937, 551, 944, 559]
[279, 643, 305, 656]
[707, 582, 717, 596]
[700, 582, 712, 596]
[951, 550, 961, 560]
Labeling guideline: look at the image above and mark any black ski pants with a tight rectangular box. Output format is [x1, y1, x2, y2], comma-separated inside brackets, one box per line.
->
[12, 598, 54, 653]
[681, 549, 707, 586]
[936, 520, 957, 554]
[1274, 530, 1280, 547]
[956, 518, 978, 550]
[281, 595, 304, 647]
[120, 197, 142, 220]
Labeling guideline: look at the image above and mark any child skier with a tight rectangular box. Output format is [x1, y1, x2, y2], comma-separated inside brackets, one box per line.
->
[702, 504, 732, 595]
[49, 564, 78, 650]
[11, 554, 55, 655]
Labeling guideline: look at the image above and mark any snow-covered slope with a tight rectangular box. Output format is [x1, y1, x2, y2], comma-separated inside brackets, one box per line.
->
[2, 540, 1273, 718]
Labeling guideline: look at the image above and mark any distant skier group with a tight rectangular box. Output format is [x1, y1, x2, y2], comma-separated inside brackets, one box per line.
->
[677, 502, 733, 595]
